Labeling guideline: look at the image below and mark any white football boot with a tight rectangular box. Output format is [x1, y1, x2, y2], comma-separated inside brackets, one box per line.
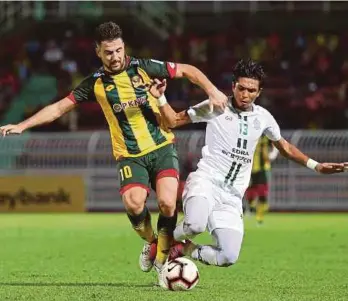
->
[154, 261, 167, 289]
[139, 240, 157, 272]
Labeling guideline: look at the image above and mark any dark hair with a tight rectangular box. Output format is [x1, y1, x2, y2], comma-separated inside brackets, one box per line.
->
[232, 59, 266, 88]
[95, 21, 123, 45]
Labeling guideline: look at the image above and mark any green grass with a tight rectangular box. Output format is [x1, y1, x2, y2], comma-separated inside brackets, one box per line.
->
[0, 213, 347, 301]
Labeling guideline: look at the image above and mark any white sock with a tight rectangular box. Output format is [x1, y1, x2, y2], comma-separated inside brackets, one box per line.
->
[173, 220, 186, 241]
[191, 245, 218, 265]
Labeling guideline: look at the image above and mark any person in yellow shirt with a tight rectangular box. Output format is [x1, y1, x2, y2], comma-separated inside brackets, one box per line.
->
[0, 21, 227, 286]
[246, 135, 278, 224]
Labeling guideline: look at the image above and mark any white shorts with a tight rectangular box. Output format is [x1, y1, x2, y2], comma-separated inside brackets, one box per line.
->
[183, 171, 244, 234]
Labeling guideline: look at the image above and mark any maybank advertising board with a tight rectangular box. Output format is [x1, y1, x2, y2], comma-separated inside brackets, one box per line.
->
[0, 175, 85, 212]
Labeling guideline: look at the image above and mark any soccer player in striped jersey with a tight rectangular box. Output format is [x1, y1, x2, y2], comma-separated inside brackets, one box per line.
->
[246, 135, 279, 224]
[0, 22, 227, 285]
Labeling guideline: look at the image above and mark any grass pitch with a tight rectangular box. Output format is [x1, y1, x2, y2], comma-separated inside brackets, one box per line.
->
[0, 213, 347, 301]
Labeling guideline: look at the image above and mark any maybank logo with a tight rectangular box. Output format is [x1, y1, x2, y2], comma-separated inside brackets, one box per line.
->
[0, 175, 85, 213]
[0, 188, 70, 209]
[113, 96, 147, 113]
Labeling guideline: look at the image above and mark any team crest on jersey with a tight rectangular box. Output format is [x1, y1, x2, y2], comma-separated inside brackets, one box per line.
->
[105, 84, 115, 92]
[253, 118, 261, 130]
[131, 75, 146, 90]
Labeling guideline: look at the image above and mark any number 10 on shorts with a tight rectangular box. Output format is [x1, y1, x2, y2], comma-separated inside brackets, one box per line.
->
[119, 165, 132, 181]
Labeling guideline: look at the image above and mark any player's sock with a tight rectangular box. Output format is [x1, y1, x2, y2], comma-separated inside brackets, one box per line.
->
[190, 228, 242, 266]
[191, 245, 219, 265]
[173, 220, 186, 241]
[256, 197, 268, 224]
[156, 212, 177, 265]
[127, 206, 156, 243]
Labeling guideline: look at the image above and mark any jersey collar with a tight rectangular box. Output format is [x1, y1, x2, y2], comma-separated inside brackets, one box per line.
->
[228, 96, 255, 116]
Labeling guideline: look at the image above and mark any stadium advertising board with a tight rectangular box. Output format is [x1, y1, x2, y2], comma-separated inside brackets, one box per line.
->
[0, 175, 85, 212]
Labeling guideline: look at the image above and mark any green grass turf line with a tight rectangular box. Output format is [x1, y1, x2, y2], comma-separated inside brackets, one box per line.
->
[0, 213, 347, 301]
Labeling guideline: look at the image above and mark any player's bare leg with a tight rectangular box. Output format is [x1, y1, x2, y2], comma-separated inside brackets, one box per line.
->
[122, 186, 157, 272]
[154, 176, 178, 286]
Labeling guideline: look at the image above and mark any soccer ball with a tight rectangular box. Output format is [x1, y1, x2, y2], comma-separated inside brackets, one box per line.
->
[162, 258, 200, 291]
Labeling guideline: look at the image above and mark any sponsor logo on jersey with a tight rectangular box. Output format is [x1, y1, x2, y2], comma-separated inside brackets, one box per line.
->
[225, 116, 233, 121]
[222, 149, 252, 163]
[112, 96, 148, 113]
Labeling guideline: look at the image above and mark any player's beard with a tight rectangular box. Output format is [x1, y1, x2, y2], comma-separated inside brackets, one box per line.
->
[107, 57, 126, 73]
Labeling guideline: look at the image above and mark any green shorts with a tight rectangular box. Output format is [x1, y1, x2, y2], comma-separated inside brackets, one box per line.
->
[118, 144, 180, 195]
[250, 171, 270, 186]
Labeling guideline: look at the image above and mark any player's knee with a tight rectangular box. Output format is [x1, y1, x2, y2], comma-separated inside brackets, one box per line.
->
[183, 222, 205, 236]
[158, 197, 176, 216]
[218, 250, 239, 267]
[122, 192, 146, 215]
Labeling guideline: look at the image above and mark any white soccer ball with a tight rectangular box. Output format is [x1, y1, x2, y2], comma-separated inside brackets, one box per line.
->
[162, 257, 200, 291]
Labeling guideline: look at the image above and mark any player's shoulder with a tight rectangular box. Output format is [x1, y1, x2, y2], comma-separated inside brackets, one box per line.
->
[88, 67, 105, 79]
[129, 56, 168, 67]
[128, 56, 141, 67]
[74, 67, 103, 89]
[128, 56, 155, 64]
[253, 105, 274, 118]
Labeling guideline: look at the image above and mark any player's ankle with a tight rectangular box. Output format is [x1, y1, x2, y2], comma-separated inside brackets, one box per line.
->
[154, 260, 164, 270]
[184, 241, 197, 256]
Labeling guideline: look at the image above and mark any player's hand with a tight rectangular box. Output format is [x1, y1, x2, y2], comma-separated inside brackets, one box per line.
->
[315, 162, 346, 174]
[208, 87, 228, 113]
[148, 78, 167, 98]
[0, 124, 24, 137]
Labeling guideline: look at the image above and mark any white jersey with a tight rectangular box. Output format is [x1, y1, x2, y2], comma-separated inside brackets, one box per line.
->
[188, 99, 282, 198]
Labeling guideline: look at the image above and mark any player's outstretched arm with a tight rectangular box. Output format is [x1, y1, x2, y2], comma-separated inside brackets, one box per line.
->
[175, 64, 227, 112]
[272, 138, 347, 174]
[0, 97, 76, 137]
[149, 79, 222, 128]
[149, 79, 191, 128]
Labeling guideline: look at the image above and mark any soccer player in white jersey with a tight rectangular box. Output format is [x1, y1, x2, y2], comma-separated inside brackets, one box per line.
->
[150, 59, 346, 268]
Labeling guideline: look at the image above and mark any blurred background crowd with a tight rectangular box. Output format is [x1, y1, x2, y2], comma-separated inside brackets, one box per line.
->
[1, 1, 348, 132]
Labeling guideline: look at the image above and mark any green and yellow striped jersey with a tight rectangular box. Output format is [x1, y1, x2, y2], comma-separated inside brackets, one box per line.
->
[68, 56, 177, 160]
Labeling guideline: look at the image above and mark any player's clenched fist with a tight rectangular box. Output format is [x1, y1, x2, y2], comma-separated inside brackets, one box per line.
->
[207, 87, 228, 113]
[0, 124, 23, 137]
[149, 78, 167, 98]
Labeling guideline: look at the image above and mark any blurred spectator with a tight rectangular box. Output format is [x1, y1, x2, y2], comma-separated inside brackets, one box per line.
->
[2, 13, 348, 130]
